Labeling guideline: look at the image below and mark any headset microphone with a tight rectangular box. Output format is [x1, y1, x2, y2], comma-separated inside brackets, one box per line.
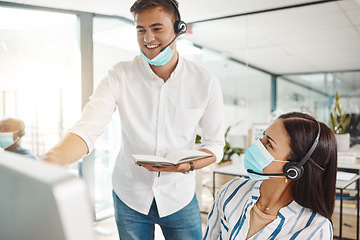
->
[160, 0, 187, 52]
[247, 169, 286, 177]
[160, 30, 182, 52]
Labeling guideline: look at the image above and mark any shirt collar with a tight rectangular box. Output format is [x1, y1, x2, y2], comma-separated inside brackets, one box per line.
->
[139, 54, 183, 81]
[139, 56, 158, 80]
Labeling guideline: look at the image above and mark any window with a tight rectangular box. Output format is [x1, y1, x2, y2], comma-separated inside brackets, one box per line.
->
[0, 6, 80, 156]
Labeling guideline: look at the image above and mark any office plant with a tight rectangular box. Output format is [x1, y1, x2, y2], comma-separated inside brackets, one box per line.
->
[195, 123, 244, 164]
[330, 92, 351, 134]
[330, 92, 351, 152]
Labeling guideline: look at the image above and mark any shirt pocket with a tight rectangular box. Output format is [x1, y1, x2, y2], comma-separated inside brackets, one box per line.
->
[174, 107, 203, 137]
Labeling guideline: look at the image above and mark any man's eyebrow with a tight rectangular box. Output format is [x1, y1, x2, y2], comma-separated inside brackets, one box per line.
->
[136, 23, 163, 29]
[150, 23, 163, 27]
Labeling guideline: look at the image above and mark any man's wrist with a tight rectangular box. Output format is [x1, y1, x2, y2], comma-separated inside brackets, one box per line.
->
[183, 161, 194, 174]
[189, 161, 194, 171]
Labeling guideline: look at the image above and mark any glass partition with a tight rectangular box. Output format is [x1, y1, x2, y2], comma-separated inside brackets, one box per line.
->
[277, 76, 330, 123]
[181, 42, 271, 147]
[0, 6, 80, 157]
[278, 71, 360, 124]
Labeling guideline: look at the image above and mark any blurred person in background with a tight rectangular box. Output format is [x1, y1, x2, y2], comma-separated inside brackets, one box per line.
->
[0, 117, 38, 159]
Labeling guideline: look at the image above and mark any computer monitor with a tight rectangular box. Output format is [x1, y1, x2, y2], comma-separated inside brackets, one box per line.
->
[0, 150, 95, 240]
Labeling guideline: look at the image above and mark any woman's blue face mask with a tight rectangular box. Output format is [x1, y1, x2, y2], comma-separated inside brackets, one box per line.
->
[244, 139, 288, 180]
[140, 46, 174, 66]
[0, 132, 15, 149]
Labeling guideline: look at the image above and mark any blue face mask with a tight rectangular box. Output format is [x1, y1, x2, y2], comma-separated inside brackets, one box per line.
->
[244, 139, 288, 180]
[140, 46, 174, 66]
[0, 132, 15, 149]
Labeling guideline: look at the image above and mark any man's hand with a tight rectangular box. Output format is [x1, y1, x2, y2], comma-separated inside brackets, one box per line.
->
[137, 149, 216, 174]
[41, 133, 88, 165]
[137, 162, 191, 173]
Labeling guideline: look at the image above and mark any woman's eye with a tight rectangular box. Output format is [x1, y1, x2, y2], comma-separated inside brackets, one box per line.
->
[266, 140, 272, 148]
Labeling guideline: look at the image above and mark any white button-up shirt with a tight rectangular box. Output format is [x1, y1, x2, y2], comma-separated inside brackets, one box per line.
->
[70, 55, 225, 217]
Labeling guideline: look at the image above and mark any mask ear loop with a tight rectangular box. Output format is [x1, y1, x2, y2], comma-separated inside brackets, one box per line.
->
[267, 160, 289, 179]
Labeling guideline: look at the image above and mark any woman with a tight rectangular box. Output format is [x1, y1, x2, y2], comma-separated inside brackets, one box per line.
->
[203, 112, 337, 239]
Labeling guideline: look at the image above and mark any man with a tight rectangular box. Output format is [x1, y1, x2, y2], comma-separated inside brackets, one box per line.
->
[42, 0, 224, 239]
[0, 117, 38, 159]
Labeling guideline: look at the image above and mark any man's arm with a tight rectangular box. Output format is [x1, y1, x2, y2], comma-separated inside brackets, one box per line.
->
[190, 148, 216, 170]
[139, 148, 216, 173]
[42, 133, 89, 165]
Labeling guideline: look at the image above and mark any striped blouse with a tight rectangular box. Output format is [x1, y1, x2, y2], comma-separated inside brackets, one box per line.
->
[203, 177, 333, 240]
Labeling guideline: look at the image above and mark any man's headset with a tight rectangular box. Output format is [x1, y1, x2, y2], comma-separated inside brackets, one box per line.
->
[247, 121, 321, 181]
[160, 0, 187, 52]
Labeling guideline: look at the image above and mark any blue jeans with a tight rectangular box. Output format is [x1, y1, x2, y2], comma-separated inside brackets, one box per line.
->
[112, 190, 202, 240]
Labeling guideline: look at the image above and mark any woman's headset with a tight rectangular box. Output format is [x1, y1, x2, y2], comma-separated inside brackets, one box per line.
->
[283, 121, 321, 180]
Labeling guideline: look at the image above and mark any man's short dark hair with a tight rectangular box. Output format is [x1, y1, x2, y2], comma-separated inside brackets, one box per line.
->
[130, 0, 179, 21]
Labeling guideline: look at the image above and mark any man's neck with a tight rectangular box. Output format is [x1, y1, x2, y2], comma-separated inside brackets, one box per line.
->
[150, 51, 179, 82]
[6, 143, 21, 152]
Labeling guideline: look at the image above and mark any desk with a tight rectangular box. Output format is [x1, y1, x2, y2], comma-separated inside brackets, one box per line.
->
[336, 175, 360, 240]
[212, 163, 247, 199]
[338, 159, 360, 173]
[213, 163, 360, 240]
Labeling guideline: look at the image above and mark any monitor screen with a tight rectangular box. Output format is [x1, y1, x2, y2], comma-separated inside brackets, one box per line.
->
[0, 150, 95, 240]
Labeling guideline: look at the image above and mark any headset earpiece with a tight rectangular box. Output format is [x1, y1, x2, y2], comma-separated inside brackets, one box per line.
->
[283, 162, 304, 180]
[174, 20, 187, 35]
[170, 0, 187, 35]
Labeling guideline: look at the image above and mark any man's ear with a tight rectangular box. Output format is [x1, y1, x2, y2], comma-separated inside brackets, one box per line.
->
[16, 129, 25, 138]
[20, 129, 25, 137]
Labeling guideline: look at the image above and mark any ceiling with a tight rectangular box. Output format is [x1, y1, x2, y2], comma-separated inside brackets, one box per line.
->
[1, 0, 360, 76]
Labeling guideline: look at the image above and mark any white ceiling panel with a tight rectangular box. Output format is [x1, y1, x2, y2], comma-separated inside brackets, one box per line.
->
[202, 0, 324, 18]
[184, 0, 360, 74]
[248, 54, 317, 74]
[247, 12, 352, 37]
[2, 0, 337, 22]
[184, 19, 273, 52]
[302, 51, 360, 69]
[235, 46, 289, 60]
[266, 27, 359, 46]
[338, 0, 360, 10]
[1, 0, 360, 75]
[282, 39, 360, 56]
[346, 8, 360, 24]
[241, 2, 342, 24]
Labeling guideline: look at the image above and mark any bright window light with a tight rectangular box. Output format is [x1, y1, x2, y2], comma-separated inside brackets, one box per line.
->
[0, 7, 75, 31]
